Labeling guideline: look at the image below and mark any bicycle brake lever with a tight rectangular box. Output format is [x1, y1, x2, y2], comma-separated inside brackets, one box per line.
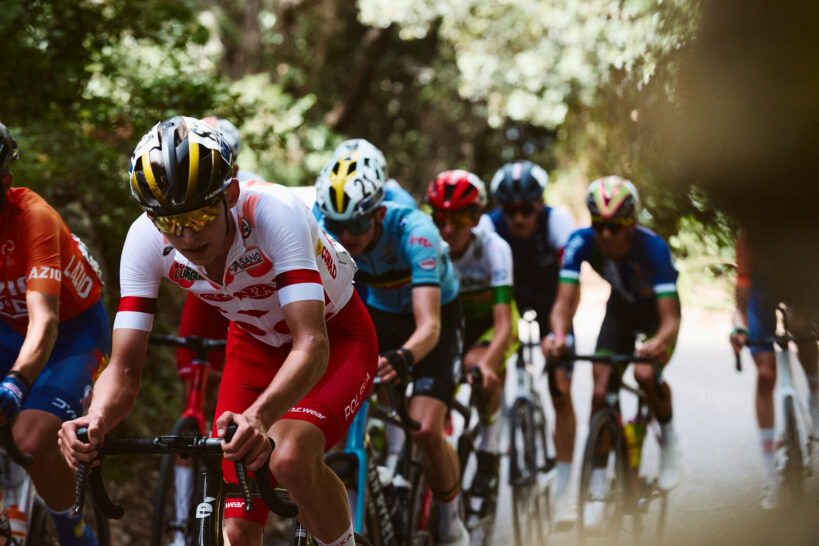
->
[74, 427, 124, 519]
[224, 424, 253, 512]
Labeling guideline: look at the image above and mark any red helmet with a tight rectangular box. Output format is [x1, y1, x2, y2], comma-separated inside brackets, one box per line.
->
[426, 170, 487, 212]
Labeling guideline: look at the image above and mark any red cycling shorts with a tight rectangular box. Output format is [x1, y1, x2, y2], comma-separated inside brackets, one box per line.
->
[216, 292, 377, 524]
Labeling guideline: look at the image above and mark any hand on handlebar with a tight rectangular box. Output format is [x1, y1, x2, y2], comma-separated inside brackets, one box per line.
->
[377, 348, 413, 384]
[58, 414, 106, 471]
[467, 363, 501, 397]
[729, 327, 749, 354]
[216, 411, 272, 472]
[542, 332, 570, 360]
[637, 338, 671, 365]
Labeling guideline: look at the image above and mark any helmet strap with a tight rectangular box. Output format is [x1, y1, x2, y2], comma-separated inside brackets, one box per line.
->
[222, 195, 231, 236]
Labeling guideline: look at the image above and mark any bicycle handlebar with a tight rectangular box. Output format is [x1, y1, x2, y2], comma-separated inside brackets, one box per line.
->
[73, 424, 298, 520]
[549, 351, 665, 395]
[0, 423, 33, 467]
[372, 366, 421, 432]
[734, 333, 819, 373]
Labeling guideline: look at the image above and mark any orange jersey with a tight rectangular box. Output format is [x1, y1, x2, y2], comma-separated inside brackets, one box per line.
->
[735, 229, 753, 288]
[0, 187, 103, 333]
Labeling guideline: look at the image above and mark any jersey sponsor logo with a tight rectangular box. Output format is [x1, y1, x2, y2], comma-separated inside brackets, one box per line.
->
[0, 277, 29, 319]
[1, 240, 15, 254]
[409, 235, 432, 248]
[63, 255, 95, 298]
[230, 247, 264, 274]
[198, 293, 233, 302]
[234, 284, 277, 300]
[27, 265, 61, 283]
[169, 262, 204, 288]
[417, 258, 436, 271]
[240, 217, 252, 239]
[225, 500, 244, 510]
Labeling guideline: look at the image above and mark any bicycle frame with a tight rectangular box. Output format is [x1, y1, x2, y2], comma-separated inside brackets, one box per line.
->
[773, 340, 812, 469]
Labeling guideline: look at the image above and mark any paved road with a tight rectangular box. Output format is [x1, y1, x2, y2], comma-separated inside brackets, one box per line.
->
[489, 289, 819, 546]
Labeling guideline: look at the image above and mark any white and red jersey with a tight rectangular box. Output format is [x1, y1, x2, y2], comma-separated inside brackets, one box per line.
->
[114, 180, 356, 348]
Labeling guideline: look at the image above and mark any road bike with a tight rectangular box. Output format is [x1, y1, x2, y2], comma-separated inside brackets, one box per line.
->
[75, 424, 371, 545]
[508, 310, 554, 546]
[0, 423, 110, 545]
[444, 366, 501, 546]
[148, 334, 225, 546]
[737, 304, 818, 508]
[324, 374, 430, 546]
[563, 353, 669, 542]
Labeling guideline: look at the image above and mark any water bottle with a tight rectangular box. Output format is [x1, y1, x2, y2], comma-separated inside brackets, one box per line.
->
[623, 420, 646, 469]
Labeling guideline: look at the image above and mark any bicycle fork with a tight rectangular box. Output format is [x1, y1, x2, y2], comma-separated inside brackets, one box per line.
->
[776, 351, 812, 472]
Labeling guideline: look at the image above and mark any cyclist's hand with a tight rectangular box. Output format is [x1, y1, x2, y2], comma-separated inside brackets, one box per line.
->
[58, 414, 105, 471]
[637, 338, 670, 365]
[0, 374, 28, 426]
[378, 349, 412, 384]
[542, 333, 569, 360]
[729, 328, 748, 354]
[216, 411, 272, 472]
[468, 363, 502, 397]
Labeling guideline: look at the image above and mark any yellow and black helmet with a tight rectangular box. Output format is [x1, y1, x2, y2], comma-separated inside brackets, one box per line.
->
[129, 116, 233, 216]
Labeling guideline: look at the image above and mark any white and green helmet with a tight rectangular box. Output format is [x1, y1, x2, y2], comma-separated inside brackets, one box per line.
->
[586, 176, 640, 219]
[315, 148, 386, 221]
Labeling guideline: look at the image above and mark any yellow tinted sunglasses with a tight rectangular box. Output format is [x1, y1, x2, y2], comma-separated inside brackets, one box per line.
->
[148, 202, 222, 235]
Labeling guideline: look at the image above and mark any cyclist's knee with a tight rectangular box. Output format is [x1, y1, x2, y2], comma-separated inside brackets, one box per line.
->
[410, 422, 444, 455]
[225, 517, 264, 546]
[13, 411, 60, 456]
[756, 364, 776, 395]
[269, 442, 322, 491]
[632, 364, 655, 386]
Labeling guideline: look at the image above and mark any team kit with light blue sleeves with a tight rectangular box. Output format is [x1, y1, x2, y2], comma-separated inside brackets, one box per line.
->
[339, 203, 460, 313]
[560, 226, 679, 353]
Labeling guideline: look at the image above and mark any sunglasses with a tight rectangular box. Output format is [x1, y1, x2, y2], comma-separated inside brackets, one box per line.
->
[502, 202, 537, 217]
[432, 210, 474, 229]
[591, 215, 634, 235]
[324, 214, 373, 236]
[148, 202, 222, 236]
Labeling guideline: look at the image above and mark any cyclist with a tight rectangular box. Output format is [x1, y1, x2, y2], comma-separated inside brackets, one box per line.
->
[315, 150, 469, 546]
[426, 170, 514, 503]
[0, 122, 109, 546]
[729, 229, 819, 509]
[200, 116, 262, 182]
[58, 116, 378, 546]
[477, 159, 577, 524]
[544, 176, 682, 521]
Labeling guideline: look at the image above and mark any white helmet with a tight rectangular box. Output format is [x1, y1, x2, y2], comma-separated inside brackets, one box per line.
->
[315, 149, 386, 221]
[333, 138, 387, 176]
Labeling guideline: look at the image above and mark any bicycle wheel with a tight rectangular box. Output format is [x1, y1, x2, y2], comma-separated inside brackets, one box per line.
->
[151, 416, 200, 546]
[508, 398, 546, 546]
[782, 396, 804, 507]
[407, 460, 433, 546]
[577, 410, 630, 541]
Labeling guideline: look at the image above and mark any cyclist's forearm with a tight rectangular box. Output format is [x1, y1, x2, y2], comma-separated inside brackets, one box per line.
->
[733, 285, 750, 328]
[480, 307, 513, 371]
[246, 339, 329, 429]
[87, 360, 141, 431]
[13, 315, 58, 383]
[401, 320, 440, 363]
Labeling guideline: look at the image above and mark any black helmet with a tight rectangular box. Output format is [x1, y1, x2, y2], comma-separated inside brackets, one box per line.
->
[489, 160, 549, 204]
[129, 116, 233, 216]
[0, 123, 19, 177]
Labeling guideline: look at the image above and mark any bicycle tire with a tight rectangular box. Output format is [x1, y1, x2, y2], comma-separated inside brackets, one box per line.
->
[408, 461, 433, 546]
[577, 410, 629, 541]
[508, 398, 546, 546]
[151, 415, 201, 546]
[782, 396, 804, 507]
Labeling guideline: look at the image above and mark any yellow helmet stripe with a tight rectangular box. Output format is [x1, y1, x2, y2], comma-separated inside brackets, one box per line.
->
[211, 148, 219, 188]
[185, 140, 200, 203]
[330, 156, 356, 212]
[139, 153, 172, 209]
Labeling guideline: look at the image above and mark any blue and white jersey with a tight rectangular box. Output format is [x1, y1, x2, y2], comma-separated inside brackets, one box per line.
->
[559, 226, 678, 304]
[383, 179, 417, 208]
[320, 203, 459, 313]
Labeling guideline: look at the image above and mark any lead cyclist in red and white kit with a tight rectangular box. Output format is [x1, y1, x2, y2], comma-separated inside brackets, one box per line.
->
[58, 116, 378, 546]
